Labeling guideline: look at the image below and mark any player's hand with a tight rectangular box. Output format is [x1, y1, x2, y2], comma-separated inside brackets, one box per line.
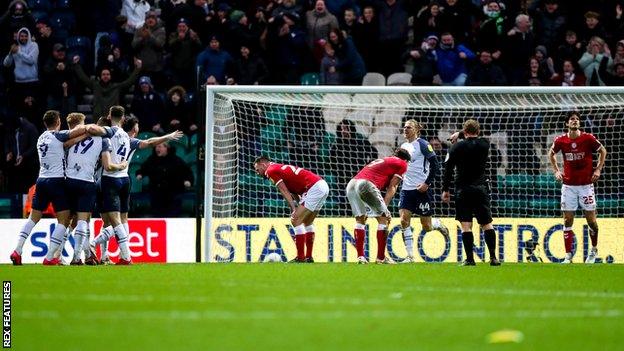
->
[6, 152, 13, 162]
[448, 132, 460, 144]
[119, 161, 128, 170]
[15, 155, 23, 166]
[553, 170, 563, 182]
[168, 130, 183, 141]
[416, 183, 429, 193]
[591, 169, 601, 182]
[441, 191, 451, 204]
[72, 55, 80, 64]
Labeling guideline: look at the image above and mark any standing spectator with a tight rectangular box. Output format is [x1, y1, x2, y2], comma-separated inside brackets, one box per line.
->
[73, 56, 142, 119]
[3, 116, 38, 193]
[578, 11, 607, 46]
[403, 34, 438, 85]
[266, 12, 307, 84]
[414, 1, 444, 42]
[42, 43, 75, 114]
[531, 0, 567, 54]
[352, 5, 380, 73]
[271, 0, 303, 20]
[160, 0, 195, 35]
[121, 0, 150, 33]
[578, 36, 612, 86]
[550, 59, 586, 86]
[285, 106, 325, 173]
[3, 27, 39, 107]
[503, 14, 535, 84]
[435, 32, 475, 86]
[136, 143, 194, 217]
[328, 28, 365, 84]
[131, 76, 165, 134]
[232, 45, 269, 85]
[306, 0, 339, 49]
[164, 85, 195, 134]
[0, 0, 35, 52]
[329, 119, 378, 213]
[341, 7, 357, 36]
[196, 35, 234, 85]
[190, 0, 215, 44]
[556, 30, 583, 70]
[320, 41, 342, 84]
[132, 10, 166, 87]
[110, 15, 134, 58]
[476, 0, 506, 56]
[534, 45, 557, 81]
[439, 0, 475, 44]
[599, 55, 624, 85]
[33, 19, 53, 69]
[167, 18, 202, 90]
[466, 50, 507, 86]
[377, 0, 409, 76]
[611, 40, 624, 67]
[228, 10, 258, 54]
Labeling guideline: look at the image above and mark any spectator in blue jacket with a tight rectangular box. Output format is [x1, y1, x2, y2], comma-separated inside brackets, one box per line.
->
[435, 32, 475, 86]
[196, 35, 233, 84]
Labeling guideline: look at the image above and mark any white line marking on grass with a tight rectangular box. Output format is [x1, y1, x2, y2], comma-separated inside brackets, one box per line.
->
[15, 309, 623, 321]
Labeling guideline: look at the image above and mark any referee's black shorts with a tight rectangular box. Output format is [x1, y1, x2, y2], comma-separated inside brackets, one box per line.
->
[455, 184, 493, 225]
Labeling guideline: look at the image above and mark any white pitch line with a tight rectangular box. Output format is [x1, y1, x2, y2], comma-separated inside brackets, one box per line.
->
[13, 309, 623, 321]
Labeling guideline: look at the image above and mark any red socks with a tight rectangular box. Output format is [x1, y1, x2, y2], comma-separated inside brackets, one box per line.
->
[563, 230, 575, 253]
[305, 232, 314, 258]
[355, 228, 365, 257]
[376, 229, 387, 260]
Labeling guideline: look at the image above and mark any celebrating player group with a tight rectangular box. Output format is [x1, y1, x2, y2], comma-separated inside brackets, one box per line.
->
[9, 106, 182, 266]
[256, 112, 607, 265]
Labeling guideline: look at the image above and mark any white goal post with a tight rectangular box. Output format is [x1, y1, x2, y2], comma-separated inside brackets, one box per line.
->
[204, 86, 624, 263]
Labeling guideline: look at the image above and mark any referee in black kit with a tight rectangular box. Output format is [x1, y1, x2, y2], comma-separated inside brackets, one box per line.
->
[441, 119, 500, 266]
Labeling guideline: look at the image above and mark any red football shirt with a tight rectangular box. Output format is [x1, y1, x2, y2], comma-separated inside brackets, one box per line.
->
[353, 156, 408, 191]
[552, 132, 602, 185]
[265, 163, 322, 195]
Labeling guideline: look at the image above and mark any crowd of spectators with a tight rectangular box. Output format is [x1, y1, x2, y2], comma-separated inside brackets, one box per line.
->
[1, 0, 624, 216]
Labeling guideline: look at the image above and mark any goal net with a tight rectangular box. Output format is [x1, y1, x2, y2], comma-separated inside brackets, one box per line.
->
[205, 86, 623, 263]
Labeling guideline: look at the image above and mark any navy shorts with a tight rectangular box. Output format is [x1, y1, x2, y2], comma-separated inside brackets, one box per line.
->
[66, 178, 97, 213]
[100, 176, 130, 213]
[399, 189, 434, 216]
[32, 177, 69, 212]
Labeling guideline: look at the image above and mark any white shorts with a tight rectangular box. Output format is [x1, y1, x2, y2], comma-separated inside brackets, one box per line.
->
[346, 179, 390, 218]
[301, 180, 329, 212]
[561, 184, 597, 211]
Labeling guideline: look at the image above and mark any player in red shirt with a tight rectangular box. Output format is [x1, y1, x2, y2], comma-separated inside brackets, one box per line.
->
[254, 156, 329, 262]
[549, 112, 607, 264]
[346, 148, 410, 264]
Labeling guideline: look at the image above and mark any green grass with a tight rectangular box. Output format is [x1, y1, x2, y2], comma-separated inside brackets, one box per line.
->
[2, 263, 623, 351]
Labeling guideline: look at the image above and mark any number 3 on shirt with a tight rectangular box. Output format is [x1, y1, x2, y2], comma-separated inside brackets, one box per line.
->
[281, 165, 303, 175]
[116, 145, 128, 161]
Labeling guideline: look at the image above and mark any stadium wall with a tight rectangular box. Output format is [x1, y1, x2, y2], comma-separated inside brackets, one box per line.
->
[209, 218, 623, 264]
[0, 219, 196, 264]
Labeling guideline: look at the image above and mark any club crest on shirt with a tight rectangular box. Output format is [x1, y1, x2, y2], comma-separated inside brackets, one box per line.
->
[571, 142, 577, 148]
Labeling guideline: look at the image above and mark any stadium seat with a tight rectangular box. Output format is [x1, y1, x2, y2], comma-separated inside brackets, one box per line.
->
[171, 135, 189, 151]
[183, 151, 197, 164]
[503, 174, 534, 188]
[322, 94, 350, 133]
[28, 0, 52, 12]
[534, 174, 558, 191]
[131, 147, 152, 165]
[138, 131, 156, 140]
[264, 105, 289, 125]
[386, 72, 412, 86]
[529, 197, 559, 210]
[300, 72, 320, 85]
[65, 36, 91, 70]
[190, 134, 199, 148]
[180, 193, 196, 215]
[361, 72, 385, 86]
[52, 10, 77, 43]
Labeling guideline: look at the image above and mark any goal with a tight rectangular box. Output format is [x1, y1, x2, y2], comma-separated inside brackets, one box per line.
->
[204, 86, 623, 263]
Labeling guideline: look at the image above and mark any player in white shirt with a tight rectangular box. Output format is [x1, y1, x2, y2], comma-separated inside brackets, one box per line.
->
[92, 115, 183, 263]
[9, 110, 90, 265]
[398, 119, 449, 263]
[64, 113, 128, 265]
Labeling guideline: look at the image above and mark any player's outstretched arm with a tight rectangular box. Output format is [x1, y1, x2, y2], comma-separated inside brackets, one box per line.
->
[63, 133, 88, 149]
[276, 181, 298, 213]
[384, 175, 402, 205]
[548, 147, 562, 182]
[139, 130, 184, 149]
[101, 151, 128, 172]
[85, 124, 108, 136]
[592, 145, 607, 182]
[68, 125, 88, 139]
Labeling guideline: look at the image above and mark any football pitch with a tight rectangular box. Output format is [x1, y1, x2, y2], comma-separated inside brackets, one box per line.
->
[2, 263, 623, 351]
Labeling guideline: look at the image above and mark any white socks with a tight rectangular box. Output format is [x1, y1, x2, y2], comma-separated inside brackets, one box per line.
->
[72, 220, 89, 261]
[46, 224, 67, 260]
[15, 219, 36, 254]
[402, 226, 414, 257]
[114, 224, 130, 260]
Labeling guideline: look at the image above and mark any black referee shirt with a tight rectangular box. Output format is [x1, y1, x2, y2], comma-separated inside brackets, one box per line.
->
[442, 137, 490, 191]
